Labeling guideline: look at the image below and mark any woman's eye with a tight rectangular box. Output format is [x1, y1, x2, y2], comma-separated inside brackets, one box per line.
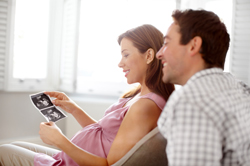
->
[124, 54, 129, 57]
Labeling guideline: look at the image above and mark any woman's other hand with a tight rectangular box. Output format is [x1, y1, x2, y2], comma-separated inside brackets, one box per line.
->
[39, 122, 65, 147]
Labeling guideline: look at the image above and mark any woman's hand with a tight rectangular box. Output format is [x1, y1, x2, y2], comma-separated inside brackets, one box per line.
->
[45, 91, 96, 128]
[39, 122, 108, 166]
[44, 91, 80, 114]
[39, 122, 65, 147]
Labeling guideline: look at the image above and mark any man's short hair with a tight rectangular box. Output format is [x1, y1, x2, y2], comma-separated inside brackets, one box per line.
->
[172, 9, 230, 69]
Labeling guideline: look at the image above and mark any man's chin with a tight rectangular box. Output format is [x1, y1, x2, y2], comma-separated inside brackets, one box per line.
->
[162, 76, 169, 84]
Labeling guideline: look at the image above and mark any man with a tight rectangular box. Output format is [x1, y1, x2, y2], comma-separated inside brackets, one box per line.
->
[156, 9, 250, 166]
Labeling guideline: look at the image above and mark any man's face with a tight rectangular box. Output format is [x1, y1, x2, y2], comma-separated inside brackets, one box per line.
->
[156, 22, 189, 85]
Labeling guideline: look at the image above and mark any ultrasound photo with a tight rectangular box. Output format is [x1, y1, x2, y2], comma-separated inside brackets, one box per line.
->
[31, 93, 54, 109]
[41, 106, 66, 122]
[30, 92, 67, 122]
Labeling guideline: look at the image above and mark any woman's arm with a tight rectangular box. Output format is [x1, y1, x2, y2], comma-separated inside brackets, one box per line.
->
[39, 98, 161, 166]
[45, 91, 96, 128]
[107, 98, 161, 164]
[57, 137, 108, 166]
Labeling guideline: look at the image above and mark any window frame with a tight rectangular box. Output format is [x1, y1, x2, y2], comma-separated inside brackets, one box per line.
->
[2, 0, 63, 92]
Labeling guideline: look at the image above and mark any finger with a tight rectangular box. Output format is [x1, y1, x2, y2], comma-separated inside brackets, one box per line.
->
[44, 122, 53, 126]
[44, 91, 65, 100]
[52, 100, 64, 108]
[43, 91, 54, 97]
[48, 121, 55, 126]
[40, 122, 51, 128]
[52, 100, 69, 108]
[44, 91, 61, 98]
[51, 99, 62, 106]
[40, 122, 46, 127]
[42, 122, 54, 127]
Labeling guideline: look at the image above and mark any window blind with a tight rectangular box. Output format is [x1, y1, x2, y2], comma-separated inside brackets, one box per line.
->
[59, 0, 80, 92]
[230, 0, 250, 85]
[0, 0, 8, 90]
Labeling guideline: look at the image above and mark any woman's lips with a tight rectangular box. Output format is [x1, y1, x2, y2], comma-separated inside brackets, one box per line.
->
[124, 70, 130, 77]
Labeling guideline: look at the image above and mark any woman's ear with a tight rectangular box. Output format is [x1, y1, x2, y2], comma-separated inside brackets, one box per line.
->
[146, 48, 155, 64]
[189, 36, 202, 56]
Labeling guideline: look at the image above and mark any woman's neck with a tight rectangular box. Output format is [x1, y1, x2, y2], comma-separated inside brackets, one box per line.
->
[139, 84, 152, 96]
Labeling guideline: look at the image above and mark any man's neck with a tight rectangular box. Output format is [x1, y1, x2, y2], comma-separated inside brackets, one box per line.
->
[179, 58, 207, 86]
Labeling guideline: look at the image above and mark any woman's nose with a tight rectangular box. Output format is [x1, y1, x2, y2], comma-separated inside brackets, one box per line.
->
[118, 59, 124, 68]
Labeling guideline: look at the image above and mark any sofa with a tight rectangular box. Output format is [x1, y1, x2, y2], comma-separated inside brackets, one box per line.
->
[112, 127, 168, 166]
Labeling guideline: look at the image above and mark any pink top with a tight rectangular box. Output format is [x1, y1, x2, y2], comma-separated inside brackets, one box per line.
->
[34, 92, 166, 166]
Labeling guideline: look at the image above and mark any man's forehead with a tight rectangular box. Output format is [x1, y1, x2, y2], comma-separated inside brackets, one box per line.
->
[164, 23, 180, 39]
[163, 26, 174, 40]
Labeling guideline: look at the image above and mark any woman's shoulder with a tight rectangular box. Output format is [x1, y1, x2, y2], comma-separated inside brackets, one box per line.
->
[124, 96, 162, 130]
[138, 92, 166, 110]
[126, 93, 163, 119]
[130, 98, 160, 114]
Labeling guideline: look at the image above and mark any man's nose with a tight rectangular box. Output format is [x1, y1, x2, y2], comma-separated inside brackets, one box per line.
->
[156, 47, 163, 59]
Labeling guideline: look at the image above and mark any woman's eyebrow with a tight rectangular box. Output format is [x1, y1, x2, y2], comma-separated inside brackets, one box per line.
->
[121, 49, 128, 53]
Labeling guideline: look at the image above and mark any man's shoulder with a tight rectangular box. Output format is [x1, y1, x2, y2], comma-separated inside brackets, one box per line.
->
[183, 70, 249, 98]
[171, 72, 250, 120]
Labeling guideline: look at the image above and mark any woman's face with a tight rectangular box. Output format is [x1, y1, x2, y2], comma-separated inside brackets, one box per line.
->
[118, 38, 148, 85]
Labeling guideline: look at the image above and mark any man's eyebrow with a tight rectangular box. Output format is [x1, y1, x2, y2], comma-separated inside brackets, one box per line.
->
[163, 35, 171, 40]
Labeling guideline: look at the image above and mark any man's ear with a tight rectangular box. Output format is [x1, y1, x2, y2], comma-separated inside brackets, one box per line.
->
[189, 36, 202, 56]
[146, 48, 155, 64]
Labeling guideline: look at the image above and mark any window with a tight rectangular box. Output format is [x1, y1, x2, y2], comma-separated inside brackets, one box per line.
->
[76, 0, 176, 96]
[13, 0, 49, 79]
[3, 0, 249, 93]
[229, 0, 250, 85]
[5, 0, 51, 91]
[0, 0, 8, 90]
[3, 0, 63, 92]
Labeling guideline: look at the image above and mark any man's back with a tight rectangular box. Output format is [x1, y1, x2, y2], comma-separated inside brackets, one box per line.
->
[158, 68, 250, 166]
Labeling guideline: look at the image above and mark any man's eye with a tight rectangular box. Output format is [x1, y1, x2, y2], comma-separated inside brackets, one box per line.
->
[163, 42, 168, 46]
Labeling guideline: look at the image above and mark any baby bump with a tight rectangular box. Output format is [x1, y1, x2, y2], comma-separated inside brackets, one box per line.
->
[70, 123, 113, 158]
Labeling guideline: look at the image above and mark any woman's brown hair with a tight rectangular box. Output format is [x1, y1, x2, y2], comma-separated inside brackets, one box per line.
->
[118, 24, 175, 101]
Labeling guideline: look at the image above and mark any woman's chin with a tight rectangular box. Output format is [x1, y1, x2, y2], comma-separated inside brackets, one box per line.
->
[126, 80, 139, 85]
[126, 79, 133, 84]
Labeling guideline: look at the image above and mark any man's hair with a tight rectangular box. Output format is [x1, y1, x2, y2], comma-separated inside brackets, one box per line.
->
[172, 9, 230, 69]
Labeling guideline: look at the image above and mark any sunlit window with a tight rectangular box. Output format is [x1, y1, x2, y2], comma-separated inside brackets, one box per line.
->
[13, 0, 50, 79]
[77, 0, 176, 95]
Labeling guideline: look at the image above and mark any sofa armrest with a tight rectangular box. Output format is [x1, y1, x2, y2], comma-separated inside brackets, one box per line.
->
[112, 127, 168, 166]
